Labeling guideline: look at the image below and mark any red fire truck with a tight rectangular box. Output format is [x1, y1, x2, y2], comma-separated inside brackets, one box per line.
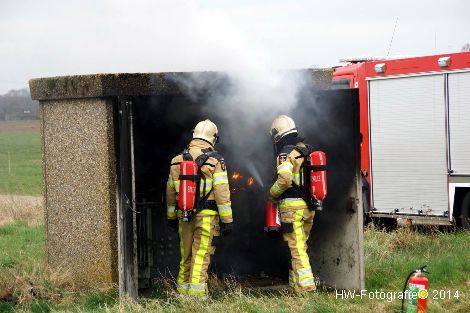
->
[332, 52, 470, 227]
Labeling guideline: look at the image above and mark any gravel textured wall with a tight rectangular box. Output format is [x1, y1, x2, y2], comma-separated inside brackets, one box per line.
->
[40, 98, 118, 286]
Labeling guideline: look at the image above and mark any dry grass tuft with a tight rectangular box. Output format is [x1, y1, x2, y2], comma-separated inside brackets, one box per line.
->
[386, 226, 418, 250]
[0, 195, 43, 226]
[364, 224, 426, 261]
[208, 274, 243, 295]
[0, 262, 78, 304]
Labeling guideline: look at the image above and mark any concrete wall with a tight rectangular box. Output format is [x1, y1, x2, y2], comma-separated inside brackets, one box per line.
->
[40, 98, 118, 286]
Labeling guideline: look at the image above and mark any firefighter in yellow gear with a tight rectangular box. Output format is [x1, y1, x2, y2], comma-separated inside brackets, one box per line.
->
[166, 119, 233, 298]
[269, 115, 316, 293]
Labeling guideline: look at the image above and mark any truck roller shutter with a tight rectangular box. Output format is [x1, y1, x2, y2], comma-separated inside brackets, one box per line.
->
[368, 74, 448, 215]
[448, 71, 470, 175]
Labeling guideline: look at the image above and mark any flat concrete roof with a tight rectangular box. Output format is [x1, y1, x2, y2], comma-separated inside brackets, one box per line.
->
[29, 69, 332, 101]
[29, 72, 206, 100]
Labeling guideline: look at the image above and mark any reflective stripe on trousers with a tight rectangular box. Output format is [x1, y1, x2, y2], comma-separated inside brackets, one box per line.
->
[293, 209, 311, 273]
[189, 216, 212, 296]
[283, 207, 316, 292]
[289, 269, 296, 288]
[177, 215, 217, 296]
[177, 222, 187, 294]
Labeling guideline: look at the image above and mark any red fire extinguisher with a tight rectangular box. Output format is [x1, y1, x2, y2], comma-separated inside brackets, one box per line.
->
[264, 199, 281, 238]
[178, 160, 199, 222]
[309, 151, 327, 211]
[401, 265, 428, 313]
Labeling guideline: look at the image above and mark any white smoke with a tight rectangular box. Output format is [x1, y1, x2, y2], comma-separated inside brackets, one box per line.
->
[106, 0, 317, 187]
[141, 1, 316, 187]
[173, 68, 312, 189]
[162, 4, 309, 114]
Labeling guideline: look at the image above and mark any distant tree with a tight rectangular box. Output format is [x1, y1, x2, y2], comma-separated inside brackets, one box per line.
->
[0, 88, 39, 121]
[462, 43, 470, 52]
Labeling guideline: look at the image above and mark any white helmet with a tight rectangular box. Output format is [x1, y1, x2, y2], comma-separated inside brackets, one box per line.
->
[270, 115, 297, 143]
[193, 119, 219, 146]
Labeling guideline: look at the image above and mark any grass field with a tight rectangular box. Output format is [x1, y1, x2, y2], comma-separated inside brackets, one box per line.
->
[1, 120, 469, 312]
[0, 220, 469, 312]
[0, 121, 42, 195]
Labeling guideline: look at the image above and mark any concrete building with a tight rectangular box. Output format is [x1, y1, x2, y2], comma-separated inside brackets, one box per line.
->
[29, 71, 364, 298]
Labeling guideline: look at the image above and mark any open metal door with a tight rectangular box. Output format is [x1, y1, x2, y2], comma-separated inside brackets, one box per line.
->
[116, 97, 138, 299]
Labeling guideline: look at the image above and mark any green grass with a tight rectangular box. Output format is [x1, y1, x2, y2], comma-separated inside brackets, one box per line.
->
[0, 127, 468, 311]
[1, 223, 469, 312]
[0, 221, 45, 270]
[365, 228, 470, 290]
[0, 132, 42, 195]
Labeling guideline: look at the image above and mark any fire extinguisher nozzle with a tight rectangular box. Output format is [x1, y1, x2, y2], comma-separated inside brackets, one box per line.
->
[314, 200, 323, 211]
[418, 265, 429, 274]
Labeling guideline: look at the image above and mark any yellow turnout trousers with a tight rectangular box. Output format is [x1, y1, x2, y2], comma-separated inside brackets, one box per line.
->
[279, 198, 316, 293]
[177, 214, 220, 297]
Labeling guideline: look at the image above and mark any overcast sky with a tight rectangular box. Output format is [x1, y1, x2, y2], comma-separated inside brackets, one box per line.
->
[0, 0, 469, 93]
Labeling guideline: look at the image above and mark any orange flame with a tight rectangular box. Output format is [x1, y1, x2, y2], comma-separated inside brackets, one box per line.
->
[247, 176, 254, 186]
[231, 172, 242, 180]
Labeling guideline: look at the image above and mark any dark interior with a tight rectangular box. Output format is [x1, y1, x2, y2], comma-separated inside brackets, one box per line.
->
[130, 87, 360, 289]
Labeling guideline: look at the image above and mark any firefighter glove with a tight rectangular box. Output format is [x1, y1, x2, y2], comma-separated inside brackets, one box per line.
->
[167, 219, 178, 232]
[220, 222, 233, 236]
[268, 193, 278, 203]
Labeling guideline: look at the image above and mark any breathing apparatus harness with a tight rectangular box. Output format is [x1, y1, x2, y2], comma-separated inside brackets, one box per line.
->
[176, 147, 221, 221]
[276, 144, 326, 211]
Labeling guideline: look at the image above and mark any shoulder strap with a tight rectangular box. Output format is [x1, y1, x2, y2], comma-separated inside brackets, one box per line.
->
[291, 145, 311, 205]
[294, 146, 308, 158]
[294, 144, 314, 159]
[205, 150, 223, 161]
[195, 152, 211, 167]
[182, 149, 193, 161]
[279, 145, 296, 155]
[194, 150, 217, 211]
[196, 149, 223, 166]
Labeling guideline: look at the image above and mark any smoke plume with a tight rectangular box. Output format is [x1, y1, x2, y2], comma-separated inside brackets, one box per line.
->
[132, 1, 330, 278]
[172, 68, 314, 183]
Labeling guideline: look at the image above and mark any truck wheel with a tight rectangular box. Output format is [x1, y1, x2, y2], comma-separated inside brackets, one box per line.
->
[460, 192, 470, 230]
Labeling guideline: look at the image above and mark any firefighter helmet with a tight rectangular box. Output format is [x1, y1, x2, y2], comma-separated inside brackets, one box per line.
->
[193, 119, 219, 146]
[270, 115, 297, 143]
